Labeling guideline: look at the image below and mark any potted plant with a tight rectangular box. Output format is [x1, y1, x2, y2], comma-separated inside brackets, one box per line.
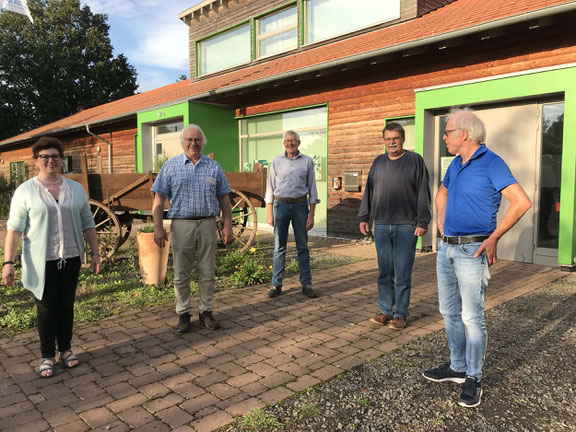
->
[136, 221, 170, 286]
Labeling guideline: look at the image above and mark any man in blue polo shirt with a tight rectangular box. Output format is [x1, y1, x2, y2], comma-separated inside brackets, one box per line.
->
[422, 109, 532, 408]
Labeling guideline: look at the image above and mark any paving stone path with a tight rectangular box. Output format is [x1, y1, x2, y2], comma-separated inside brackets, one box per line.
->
[0, 240, 564, 431]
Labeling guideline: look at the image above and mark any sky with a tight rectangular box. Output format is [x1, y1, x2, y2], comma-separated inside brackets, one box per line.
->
[82, 0, 203, 93]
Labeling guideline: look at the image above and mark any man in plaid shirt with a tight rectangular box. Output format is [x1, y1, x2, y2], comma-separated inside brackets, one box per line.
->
[151, 124, 233, 333]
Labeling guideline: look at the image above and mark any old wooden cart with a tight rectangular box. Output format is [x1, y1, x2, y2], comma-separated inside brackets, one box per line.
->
[66, 156, 266, 260]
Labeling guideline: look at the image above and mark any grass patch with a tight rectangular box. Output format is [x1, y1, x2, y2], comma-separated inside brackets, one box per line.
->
[298, 403, 320, 420]
[238, 408, 281, 431]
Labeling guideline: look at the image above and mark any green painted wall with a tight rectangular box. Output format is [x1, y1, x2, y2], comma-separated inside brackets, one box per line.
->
[136, 102, 238, 173]
[189, 103, 238, 172]
[415, 67, 576, 266]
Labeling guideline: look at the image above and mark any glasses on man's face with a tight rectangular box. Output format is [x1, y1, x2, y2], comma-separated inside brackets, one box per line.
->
[284, 139, 299, 144]
[444, 129, 460, 137]
[383, 137, 402, 143]
[183, 138, 203, 144]
[37, 154, 62, 161]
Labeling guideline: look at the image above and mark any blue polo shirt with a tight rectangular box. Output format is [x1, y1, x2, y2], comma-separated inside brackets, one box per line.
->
[443, 145, 517, 236]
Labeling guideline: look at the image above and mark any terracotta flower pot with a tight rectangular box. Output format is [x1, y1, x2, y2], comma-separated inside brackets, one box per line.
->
[136, 230, 170, 286]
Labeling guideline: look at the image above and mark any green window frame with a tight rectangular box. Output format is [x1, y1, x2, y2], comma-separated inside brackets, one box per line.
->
[197, 22, 251, 76]
[255, 5, 298, 59]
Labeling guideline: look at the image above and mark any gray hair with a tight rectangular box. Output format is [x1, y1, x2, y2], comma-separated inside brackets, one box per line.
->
[447, 108, 486, 144]
[383, 122, 405, 140]
[283, 130, 300, 141]
[180, 124, 207, 145]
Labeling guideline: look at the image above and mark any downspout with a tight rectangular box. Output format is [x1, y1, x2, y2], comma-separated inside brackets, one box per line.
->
[85, 124, 112, 173]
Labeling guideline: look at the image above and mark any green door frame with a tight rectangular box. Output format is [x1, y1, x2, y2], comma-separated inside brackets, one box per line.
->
[415, 66, 576, 266]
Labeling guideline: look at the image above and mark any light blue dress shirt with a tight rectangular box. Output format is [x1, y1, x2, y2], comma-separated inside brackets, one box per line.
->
[265, 152, 320, 205]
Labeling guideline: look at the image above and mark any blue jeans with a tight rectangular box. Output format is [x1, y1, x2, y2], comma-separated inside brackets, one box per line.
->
[272, 201, 311, 288]
[437, 241, 490, 379]
[374, 224, 418, 319]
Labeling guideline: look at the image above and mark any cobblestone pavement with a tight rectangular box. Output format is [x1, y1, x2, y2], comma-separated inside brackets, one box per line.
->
[0, 239, 565, 431]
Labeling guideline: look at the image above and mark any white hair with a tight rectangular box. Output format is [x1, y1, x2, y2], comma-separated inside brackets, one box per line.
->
[448, 108, 486, 144]
[180, 124, 207, 145]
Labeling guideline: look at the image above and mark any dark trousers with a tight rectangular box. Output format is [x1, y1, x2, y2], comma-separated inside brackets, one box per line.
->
[35, 256, 81, 358]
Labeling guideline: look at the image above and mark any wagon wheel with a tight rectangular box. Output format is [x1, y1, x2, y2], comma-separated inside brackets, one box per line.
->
[116, 212, 133, 247]
[217, 189, 257, 253]
[89, 199, 122, 261]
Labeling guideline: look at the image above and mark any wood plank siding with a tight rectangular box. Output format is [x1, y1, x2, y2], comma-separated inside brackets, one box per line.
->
[218, 20, 576, 237]
[0, 119, 137, 180]
[185, 0, 451, 79]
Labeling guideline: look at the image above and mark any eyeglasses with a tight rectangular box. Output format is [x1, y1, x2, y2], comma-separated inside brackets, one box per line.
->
[444, 129, 460, 137]
[384, 137, 403, 143]
[284, 139, 299, 144]
[37, 154, 62, 161]
[183, 138, 203, 144]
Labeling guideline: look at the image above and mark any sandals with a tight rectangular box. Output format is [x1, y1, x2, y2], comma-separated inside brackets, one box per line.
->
[59, 350, 79, 368]
[38, 358, 55, 378]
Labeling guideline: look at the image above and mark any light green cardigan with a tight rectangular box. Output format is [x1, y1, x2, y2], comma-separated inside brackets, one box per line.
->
[7, 178, 96, 300]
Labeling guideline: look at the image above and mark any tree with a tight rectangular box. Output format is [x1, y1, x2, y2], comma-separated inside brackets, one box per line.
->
[0, 0, 138, 141]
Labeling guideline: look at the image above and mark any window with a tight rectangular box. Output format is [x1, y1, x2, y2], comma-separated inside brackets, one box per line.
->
[240, 106, 328, 231]
[62, 156, 73, 173]
[156, 120, 183, 135]
[305, 0, 400, 44]
[198, 24, 251, 75]
[386, 117, 415, 151]
[256, 6, 298, 58]
[9, 161, 25, 185]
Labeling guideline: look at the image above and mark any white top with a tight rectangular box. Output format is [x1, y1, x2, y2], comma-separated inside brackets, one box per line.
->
[32, 177, 79, 261]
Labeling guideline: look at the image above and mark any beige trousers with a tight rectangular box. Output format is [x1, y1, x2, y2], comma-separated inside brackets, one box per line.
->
[170, 218, 217, 316]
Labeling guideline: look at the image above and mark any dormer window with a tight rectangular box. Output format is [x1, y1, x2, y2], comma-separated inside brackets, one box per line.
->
[197, 23, 251, 76]
[256, 5, 298, 59]
[304, 0, 401, 44]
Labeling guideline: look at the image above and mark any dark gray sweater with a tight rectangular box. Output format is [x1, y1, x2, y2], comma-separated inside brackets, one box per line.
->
[358, 151, 431, 229]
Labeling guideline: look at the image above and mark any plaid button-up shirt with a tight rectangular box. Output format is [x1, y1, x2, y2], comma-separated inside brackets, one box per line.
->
[151, 153, 231, 219]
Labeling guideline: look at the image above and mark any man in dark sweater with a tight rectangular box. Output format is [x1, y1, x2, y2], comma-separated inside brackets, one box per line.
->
[358, 122, 431, 329]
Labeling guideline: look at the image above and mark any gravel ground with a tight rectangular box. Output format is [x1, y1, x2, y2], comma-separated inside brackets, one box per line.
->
[224, 273, 576, 432]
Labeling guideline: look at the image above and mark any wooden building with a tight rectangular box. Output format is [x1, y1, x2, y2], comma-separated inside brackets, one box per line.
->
[1, 0, 576, 268]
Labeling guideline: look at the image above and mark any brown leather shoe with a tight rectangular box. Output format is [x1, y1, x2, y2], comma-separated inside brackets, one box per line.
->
[370, 313, 393, 325]
[199, 311, 221, 330]
[389, 317, 406, 330]
[177, 312, 191, 333]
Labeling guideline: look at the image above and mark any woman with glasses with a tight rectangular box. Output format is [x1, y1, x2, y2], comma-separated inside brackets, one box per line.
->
[2, 137, 101, 378]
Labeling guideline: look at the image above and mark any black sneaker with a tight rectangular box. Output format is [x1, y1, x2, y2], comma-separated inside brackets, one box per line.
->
[422, 362, 466, 384]
[459, 376, 482, 407]
[267, 286, 282, 298]
[302, 285, 318, 298]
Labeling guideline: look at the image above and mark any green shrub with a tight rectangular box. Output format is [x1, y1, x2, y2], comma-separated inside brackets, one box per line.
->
[153, 151, 170, 173]
[229, 258, 271, 288]
[216, 248, 247, 276]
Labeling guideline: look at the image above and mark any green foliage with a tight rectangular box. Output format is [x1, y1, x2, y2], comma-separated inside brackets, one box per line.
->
[0, 0, 138, 141]
[286, 258, 299, 273]
[357, 398, 373, 407]
[0, 174, 16, 218]
[216, 248, 247, 276]
[239, 408, 281, 432]
[153, 151, 170, 173]
[229, 258, 271, 288]
[138, 224, 155, 233]
[298, 403, 320, 420]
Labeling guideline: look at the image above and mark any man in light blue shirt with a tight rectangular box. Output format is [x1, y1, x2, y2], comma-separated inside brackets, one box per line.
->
[265, 130, 320, 299]
[152, 124, 233, 333]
